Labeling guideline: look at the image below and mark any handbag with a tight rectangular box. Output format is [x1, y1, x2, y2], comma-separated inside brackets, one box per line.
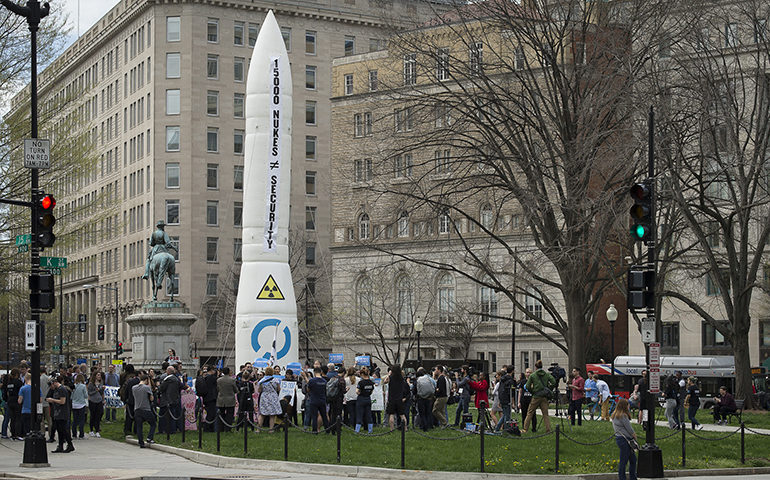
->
[619, 431, 640, 451]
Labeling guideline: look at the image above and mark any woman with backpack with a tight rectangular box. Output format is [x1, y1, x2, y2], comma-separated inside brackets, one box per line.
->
[257, 366, 282, 432]
[236, 370, 255, 431]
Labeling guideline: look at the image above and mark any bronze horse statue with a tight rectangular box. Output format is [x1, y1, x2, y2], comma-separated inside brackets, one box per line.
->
[149, 251, 176, 301]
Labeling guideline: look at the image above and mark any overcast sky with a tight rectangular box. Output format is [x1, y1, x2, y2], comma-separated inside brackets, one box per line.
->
[58, 0, 121, 48]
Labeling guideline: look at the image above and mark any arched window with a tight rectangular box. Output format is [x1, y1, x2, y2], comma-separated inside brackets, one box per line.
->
[437, 273, 455, 322]
[479, 275, 498, 321]
[359, 213, 370, 240]
[398, 211, 409, 237]
[357, 277, 374, 324]
[396, 275, 413, 324]
[480, 204, 494, 230]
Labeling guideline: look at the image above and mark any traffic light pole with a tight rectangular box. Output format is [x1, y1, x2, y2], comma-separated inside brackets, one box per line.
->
[636, 106, 663, 478]
[1, 0, 52, 467]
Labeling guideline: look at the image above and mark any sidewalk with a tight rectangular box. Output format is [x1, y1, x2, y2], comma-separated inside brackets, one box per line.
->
[2, 432, 770, 480]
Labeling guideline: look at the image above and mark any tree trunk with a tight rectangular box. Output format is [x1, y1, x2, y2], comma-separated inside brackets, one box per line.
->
[731, 320, 756, 410]
[564, 286, 589, 378]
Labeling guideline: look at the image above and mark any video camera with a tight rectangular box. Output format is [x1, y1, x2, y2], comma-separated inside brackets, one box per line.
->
[548, 363, 566, 383]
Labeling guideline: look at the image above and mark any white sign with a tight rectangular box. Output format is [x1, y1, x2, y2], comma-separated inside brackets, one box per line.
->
[649, 367, 661, 393]
[641, 317, 655, 343]
[24, 138, 51, 169]
[649, 342, 660, 367]
[25, 320, 37, 351]
[263, 56, 284, 253]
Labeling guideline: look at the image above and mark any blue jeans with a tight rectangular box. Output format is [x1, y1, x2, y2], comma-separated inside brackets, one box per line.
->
[454, 397, 469, 425]
[616, 436, 637, 480]
[688, 403, 701, 428]
[72, 407, 86, 438]
[1, 403, 9, 436]
[355, 396, 372, 432]
[495, 403, 511, 431]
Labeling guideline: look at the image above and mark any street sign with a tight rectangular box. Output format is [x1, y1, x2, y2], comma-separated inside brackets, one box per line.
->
[40, 256, 67, 268]
[25, 321, 37, 351]
[24, 138, 51, 169]
[18, 244, 29, 253]
[45, 267, 62, 275]
[641, 317, 655, 343]
[649, 367, 661, 393]
[649, 342, 660, 367]
[16, 234, 31, 245]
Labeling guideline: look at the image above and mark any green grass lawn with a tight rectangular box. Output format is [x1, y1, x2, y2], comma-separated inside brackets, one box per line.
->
[99, 407, 770, 475]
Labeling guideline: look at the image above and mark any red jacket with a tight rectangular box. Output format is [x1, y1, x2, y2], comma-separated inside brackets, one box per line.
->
[469, 379, 489, 408]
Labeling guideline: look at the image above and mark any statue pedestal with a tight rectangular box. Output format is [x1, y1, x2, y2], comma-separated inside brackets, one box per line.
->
[126, 301, 197, 375]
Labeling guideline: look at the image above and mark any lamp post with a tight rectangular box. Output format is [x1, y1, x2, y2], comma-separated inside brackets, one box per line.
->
[414, 318, 423, 369]
[83, 284, 119, 362]
[606, 303, 618, 395]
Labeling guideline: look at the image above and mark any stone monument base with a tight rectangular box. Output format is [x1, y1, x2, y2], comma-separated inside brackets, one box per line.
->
[126, 301, 197, 376]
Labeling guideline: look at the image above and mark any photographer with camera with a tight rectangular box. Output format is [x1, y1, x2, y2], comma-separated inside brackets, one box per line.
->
[451, 365, 472, 427]
[521, 360, 556, 434]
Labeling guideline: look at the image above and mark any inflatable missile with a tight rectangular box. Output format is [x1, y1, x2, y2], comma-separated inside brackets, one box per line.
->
[235, 10, 298, 368]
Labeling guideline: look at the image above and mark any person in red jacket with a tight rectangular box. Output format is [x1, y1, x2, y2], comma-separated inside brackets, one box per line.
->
[470, 372, 489, 424]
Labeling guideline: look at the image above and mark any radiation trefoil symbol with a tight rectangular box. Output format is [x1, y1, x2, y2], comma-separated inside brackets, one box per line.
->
[250, 318, 291, 360]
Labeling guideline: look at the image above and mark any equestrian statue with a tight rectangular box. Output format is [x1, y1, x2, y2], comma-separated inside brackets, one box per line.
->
[142, 220, 178, 301]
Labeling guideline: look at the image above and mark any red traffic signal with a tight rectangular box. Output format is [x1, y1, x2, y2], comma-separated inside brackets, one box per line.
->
[37, 193, 57, 248]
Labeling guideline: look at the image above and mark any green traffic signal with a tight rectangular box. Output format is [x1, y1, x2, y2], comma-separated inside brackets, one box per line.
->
[629, 181, 653, 241]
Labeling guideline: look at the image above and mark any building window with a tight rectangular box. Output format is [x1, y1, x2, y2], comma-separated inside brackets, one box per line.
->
[355, 158, 372, 182]
[480, 276, 498, 321]
[207, 128, 218, 152]
[397, 275, 413, 324]
[207, 90, 219, 116]
[206, 274, 218, 296]
[306, 101, 316, 125]
[169, 236, 180, 260]
[403, 53, 416, 85]
[525, 286, 543, 320]
[395, 107, 413, 132]
[281, 27, 291, 51]
[470, 42, 483, 74]
[725, 22, 738, 47]
[207, 164, 218, 189]
[306, 30, 316, 54]
[234, 238, 242, 262]
[344, 35, 355, 56]
[306, 206, 316, 230]
[480, 204, 494, 230]
[439, 214, 450, 234]
[234, 57, 245, 82]
[206, 201, 218, 225]
[661, 322, 680, 355]
[364, 112, 373, 135]
[306, 136, 316, 161]
[395, 154, 412, 178]
[345, 74, 354, 95]
[207, 18, 219, 43]
[436, 47, 449, 80]
[306, 171, 316, 195]
[165, 163, 180, 188]
[166, 199, 180, 224]
[166, 17, 180, 42]
[306, 66, 316, 90]
[354, 114, 363, 137]
[702, 321, 732, 355]
[359, 213, 370, 240]
[166, 89, 180, 115]
[435, 149, 451, 174]
[234, 130, 244, 155]
[437, 273, 455, 322]
[234, 22, 244, 46]
[522, 352, 530, 370]
[206, 237, 219, 262]
[166, 126, 180, 151]
[369, 37, 382, 52]
[207, 54, 218, 79]
[369, 70, 378, 92]
[357, 277, 374, 324]
[166, 274, 179, 296]
[166, 53, 180, 78]
[248, 23, 259, 47]
[234, 165, 244, 190]
[435, 103, 451, 128]
[306, 242, 316, 266]
[398, 211, 409, 237]
[234, 93, 244, 118]
[234, 202, 243, 226]
[707, 269, 729, 296]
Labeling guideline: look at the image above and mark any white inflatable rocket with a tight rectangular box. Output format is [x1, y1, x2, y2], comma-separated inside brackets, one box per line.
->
[235, 11, 298, 368]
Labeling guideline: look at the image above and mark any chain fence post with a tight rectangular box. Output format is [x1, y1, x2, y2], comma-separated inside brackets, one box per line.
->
[401, 420, 406, 469]
[243, 412, 248, 456]
[216, 411, 221, 453]
[480, 400, 486, 473]
[166, 409, 171, 441]
[284, 414, 289, 461]
[198, 408, 202, 449]
[555, 424, 560, 474]
[181, 406, 185, 443]
[336, 414, 342, 463]
[741, 422, 745, 464]
[681, 423, 686, 468]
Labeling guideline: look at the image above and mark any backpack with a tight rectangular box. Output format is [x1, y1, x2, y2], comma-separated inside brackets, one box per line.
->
[504, 419, 521, 436]
[416, 375, 435, 399]
[326, 376, 343, 402]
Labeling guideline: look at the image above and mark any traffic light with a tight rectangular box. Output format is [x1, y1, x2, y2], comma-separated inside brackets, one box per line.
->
[36, 192, 56, 249]
[78, 314, 87, 332]
[627, 266, 655, 312]
[54, 335, 60, 350]
[117, 341, 123, 356]
[11, 352, 20, 366]
[29, 273, 56, 312]
[98, 325, 105, 340]
[629, 180, 653, 242]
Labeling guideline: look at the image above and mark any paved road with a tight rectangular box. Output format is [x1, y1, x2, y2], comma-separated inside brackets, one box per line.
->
[1, 421, 769, 480]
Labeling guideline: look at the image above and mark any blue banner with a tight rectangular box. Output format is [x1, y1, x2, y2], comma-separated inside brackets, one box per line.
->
[329, 353, 344, 364]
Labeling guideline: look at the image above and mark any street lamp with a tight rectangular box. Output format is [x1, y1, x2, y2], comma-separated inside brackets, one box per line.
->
[414, 318, 423, 369]
[83, 284, 119, 362]
[606, 303, 618, 395]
